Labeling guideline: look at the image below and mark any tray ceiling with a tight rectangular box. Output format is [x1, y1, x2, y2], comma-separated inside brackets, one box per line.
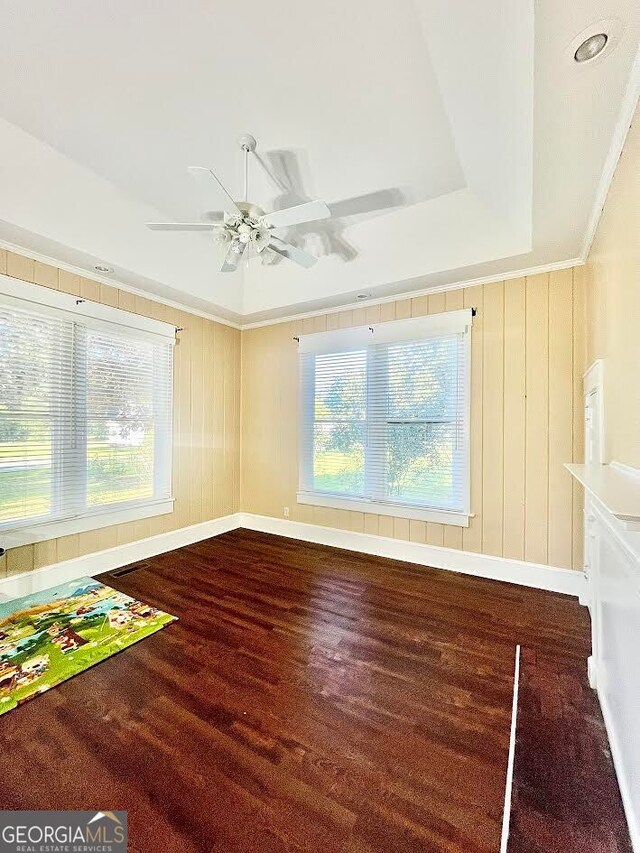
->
[0, 0, 638, 323]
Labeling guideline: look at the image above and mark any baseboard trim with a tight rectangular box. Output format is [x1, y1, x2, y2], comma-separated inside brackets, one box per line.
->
[0, 511, 586, 603]
[238, 514, 587, 598]
[0, 513, 242, 602]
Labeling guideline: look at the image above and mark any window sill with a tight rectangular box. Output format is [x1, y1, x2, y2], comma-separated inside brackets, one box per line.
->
[296, 492, 470, 527]
[0, 499, 175, 550]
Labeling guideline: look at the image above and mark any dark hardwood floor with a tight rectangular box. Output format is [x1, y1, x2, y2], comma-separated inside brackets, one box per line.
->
[0, 529, 591, 852]
[509, 648, 632, 853]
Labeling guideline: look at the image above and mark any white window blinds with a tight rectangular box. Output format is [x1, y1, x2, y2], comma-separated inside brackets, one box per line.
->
[298, 310, 472, 523]
[0, 277, 174, 547]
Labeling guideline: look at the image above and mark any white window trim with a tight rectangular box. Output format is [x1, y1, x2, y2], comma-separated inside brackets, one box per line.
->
[296, 491, 470, 526]
[0, 274, 176, 550]
[1, 498, 175, 550]
[297, 309, 473, 525]
[0, 274, 176, 344]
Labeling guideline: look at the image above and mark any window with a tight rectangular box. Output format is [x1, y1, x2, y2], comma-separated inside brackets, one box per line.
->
[298, 309, 472, 525]
[0, 275, 174, 548]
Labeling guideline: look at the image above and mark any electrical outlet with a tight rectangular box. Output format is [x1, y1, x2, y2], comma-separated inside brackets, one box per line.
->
[283, 506, 290, 518]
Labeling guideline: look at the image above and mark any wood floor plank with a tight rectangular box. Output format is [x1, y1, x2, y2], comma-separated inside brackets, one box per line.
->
[0, 530, 591, 852]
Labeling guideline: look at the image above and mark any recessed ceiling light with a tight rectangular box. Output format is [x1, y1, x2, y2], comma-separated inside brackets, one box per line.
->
[574, 33, 608, 63]
[94, 264, 113, 273]
[566, 19, 622, 68]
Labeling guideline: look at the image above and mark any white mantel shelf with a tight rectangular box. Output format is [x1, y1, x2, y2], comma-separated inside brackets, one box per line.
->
[565, 462, 640, 531]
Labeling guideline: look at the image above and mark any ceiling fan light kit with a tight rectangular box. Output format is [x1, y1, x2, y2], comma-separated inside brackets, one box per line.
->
[146, 134, 331, 272]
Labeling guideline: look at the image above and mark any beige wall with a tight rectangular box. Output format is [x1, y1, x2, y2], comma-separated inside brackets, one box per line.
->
[584, 104, 640, 468]
[1, 251, 593, 577]
[241, 271, 587, 570]
[0, 249, 241, 578]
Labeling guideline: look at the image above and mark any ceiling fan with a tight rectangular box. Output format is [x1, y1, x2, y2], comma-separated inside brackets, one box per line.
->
[146, 135, 331, 271]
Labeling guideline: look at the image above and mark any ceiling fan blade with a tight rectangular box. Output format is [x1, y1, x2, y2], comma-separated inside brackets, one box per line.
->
[188, 166, 241, 218]
[146, 222, 219, 231]
[220, 242, 245, 273]
[261, 199, 331, 229]
[268, 236, 318, 268]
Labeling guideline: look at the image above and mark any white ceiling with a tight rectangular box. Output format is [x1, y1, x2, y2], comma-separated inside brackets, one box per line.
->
[0, 0, 638, 324]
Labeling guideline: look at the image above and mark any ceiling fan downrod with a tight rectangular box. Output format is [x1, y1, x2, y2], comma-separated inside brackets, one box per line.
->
[237, 134, 257, 203]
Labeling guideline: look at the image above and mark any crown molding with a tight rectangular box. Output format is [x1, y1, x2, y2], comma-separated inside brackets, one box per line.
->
[0, 238, 242, 330]
[240, 257, 584, 329]
[1, 236, 584, 331]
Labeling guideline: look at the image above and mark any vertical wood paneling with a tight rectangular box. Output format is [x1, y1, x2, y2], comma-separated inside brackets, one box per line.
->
[503, 278, 526, 560]
[393, 517, 410, 540]
[395, 300, 411, 320]
[411, 295, 428, 317]
[202, 320, 215, 521]
[463, 285, 483, 554]
[0, 248, 582, 576]
[365, 305, 381, 325]
[7, 252, 34, 282]
[572, 268, 586, 569]
[174, 314, 192, 530]
[80, 277, 101, 302]
[349, 511, 365, 533]
[364, 513, 379, 536]
[240, 273, 583, 572]
[213, 320, 227, 517]
[409, 520, 426, 543]
[6, 546, 34, 576]
[59, 270, 80, 296]
[548, 269, 574, 568]
[190, 316, 204, 524]
[33, 539, 57, 570]
[525, 275, 550, 564]
[2, 252, 241, 575]
[280, 323, 297, 520]
[34, 261, 59, 289]
[482, 282, 504, 557]
[378, 515, 394, 538]
[379, 302, 396, 322]
[117, 289, 136, 312]
[326, 312, 340, 331]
